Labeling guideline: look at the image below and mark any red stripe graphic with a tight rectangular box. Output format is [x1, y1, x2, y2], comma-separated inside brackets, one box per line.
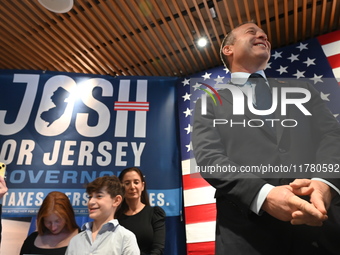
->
[114, 101, 149, 111]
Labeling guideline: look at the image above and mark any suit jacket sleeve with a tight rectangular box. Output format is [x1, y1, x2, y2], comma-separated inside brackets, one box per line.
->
[192, 92, 267, 213]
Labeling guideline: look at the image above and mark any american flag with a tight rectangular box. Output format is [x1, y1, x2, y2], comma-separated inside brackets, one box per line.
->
[177, 30, 340, 255]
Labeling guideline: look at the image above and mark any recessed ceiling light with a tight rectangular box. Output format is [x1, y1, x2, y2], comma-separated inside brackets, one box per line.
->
[197, 37, 208, 47]
[38, 0, 74, 13]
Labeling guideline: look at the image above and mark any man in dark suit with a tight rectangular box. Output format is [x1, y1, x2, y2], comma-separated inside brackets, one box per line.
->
[192, 22, 340, 255]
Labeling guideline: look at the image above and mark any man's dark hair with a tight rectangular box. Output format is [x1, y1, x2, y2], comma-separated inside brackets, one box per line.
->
[220, 21, 256, 70]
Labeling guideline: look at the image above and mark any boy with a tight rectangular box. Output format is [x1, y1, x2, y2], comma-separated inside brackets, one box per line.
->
[66, 175, 139, 254]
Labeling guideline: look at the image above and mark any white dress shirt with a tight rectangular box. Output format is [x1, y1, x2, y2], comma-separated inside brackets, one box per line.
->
[65, 219, 140, 255]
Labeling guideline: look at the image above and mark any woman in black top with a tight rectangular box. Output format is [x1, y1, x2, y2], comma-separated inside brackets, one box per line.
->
[116, 167, 166, 255]
[19, 191, 79, 255]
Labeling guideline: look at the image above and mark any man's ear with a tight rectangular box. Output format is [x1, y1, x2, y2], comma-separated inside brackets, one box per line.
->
[222, 45, 233, 56]
[113, 195, 123, 207]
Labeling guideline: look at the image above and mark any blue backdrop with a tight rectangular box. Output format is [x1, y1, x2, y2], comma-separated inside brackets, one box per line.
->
[0, 69, 186, 254]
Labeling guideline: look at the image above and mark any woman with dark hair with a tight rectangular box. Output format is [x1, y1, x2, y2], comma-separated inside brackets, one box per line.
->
[116, 167, 166, 255]
[20, 191, 79, 255]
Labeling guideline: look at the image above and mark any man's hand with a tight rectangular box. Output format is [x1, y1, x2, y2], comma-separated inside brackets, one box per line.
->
[290, 179, 332, 225]
[262, 185, 327, 226]
[0, 176, 8, 199]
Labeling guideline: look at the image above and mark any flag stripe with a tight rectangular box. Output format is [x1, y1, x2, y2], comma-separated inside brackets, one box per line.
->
[184, 203, 216, 224]
[182, 172, 210, 190]
[187, 241, 215, 255]
[321, 41, 340, 57]
[332, 67, 340, 81]
[185, 221, 216, 243]
[183, 186, 216, 207]
[326, 53, 340, 70]
[318, 30, 340, 45]
[181, 159, 193, 175]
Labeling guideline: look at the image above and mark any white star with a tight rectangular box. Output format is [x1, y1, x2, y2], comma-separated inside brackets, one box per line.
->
[309, 74, 323, 84]
[223, 67, 230, 74]
[185, 141, 192, 152]
[182, 92, 191, 101]
[214, 75, 224, 84]
[272, 51, 283, 59]
[265, 62, 272, 69]
[296, 42, 308, 51]
[303, 57, 316, 67]
[287, 53, 299, 62]
[184, 124, 192, 134]
[334, 113, 339, 118]
[182, 78, 190, 86]
[192, 82, 201, 91]
[183, 108, 193, 117]
[320, 92, 330, 101]
[202, 72, 212, 80]
[276, 65, 288, 74]
[293, 70, 305, 79]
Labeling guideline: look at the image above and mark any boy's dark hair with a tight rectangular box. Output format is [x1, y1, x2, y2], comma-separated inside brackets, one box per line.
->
[86, 175, 124, 199]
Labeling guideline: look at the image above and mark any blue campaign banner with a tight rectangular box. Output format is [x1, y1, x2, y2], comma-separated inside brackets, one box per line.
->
[0, 69, 183, 218]
[0, 69, 187, 255]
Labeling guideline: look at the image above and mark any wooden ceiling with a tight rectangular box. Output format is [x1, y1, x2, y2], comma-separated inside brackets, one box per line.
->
[0, 0, 339, 77]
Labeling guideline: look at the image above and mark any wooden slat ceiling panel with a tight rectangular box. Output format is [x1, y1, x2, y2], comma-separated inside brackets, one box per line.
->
[0, 0, 339, 77]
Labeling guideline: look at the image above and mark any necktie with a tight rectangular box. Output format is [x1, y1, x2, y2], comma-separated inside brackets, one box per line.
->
[248, 73, 276, 134]
[248, 73, 272, 110]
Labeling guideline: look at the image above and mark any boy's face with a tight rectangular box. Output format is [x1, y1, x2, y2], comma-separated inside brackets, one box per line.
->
[87, 187, 121, 221]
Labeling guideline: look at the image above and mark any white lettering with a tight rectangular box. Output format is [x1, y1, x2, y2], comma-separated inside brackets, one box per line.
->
[75, 78, 113, 137]
[281, 87, 311, 115]
[0, 74, 39, 135]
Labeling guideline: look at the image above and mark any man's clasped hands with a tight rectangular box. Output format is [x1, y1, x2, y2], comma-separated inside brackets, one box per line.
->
[262, 179, 334, 226]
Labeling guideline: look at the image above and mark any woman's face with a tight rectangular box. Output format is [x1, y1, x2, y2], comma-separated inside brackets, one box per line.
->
[43, 212, 66, 235]
[122, 171, 145, 202]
